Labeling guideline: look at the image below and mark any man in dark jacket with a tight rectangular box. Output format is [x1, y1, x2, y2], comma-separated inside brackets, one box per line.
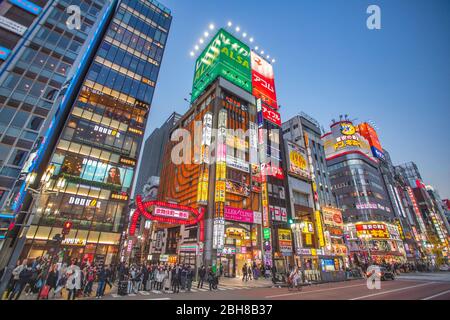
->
[9, 262, 33, 300]
[171, 265, 181, 293]
[142, 265, 150, 291]
[198, 265, 206, 289]
[180, 264, 188, 291]
[186, 265, 194, 292]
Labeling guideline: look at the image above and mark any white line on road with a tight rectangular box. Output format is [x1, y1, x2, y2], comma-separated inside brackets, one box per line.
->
[265, 283, 367, 299]
[422, 289, 450, 300]
[146, 298, 171, 300]
[349, 282, 437, 300]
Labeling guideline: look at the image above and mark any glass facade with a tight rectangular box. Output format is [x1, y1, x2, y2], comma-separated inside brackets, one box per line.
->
[0, 0, 110, 211]
[21, 0, 171, 266]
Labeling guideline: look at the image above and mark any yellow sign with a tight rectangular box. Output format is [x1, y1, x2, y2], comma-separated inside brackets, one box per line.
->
[197, 167, 209, 203]
[305, 233, 313, 246]
[290, 151, 307, 170]
[216, 162, 226, 180]
[311, 248, 317, 256]
[334, 139, 361, 151]
[314, 211, 325, 247]
[340, 122, 356, 136]
[215, 181, 226, 203]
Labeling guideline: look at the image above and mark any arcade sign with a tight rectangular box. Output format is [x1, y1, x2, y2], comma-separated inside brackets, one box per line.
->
[153, 206, 190, 220]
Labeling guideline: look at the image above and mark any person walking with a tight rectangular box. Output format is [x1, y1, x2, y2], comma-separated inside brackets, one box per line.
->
[198, 265, 206, 289]
[247, 264, 253, 281]
[65, 259, 81, 300]
[9, 261, 33, 300]
[83, 265, 95, 297]
[6, 259, 27, 299]
[207, 267, 216, 291]
[45, 264, 59, 299]
[95, 265, 108, 298]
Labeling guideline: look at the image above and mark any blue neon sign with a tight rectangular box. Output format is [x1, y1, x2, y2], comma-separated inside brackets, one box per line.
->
[0, 46, 11, 61]
[9, 0, 42, 15]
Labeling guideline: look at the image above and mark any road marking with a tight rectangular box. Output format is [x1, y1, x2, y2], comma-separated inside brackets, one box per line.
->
[266, 283, 367, 299]
[197, 288, 208, 292]
[349, 282, 437, 300]
[422, 289, 450, 300]
[111, 294, 120, 298]
[128, 293, 136, 297]
[218, 288, 226, 291]
[146, 298, 171, 300]
[139, 291, 150, 295]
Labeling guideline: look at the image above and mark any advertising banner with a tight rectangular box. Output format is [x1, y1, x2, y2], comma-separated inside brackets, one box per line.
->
[154, 207, 190, 220]
[314, 211, 326, 247]
[251, 51, 278, 110]
[224, 206, 254, 224]
[215, 181, 226, 203]
[321, 207, 344, 228]
[355, 223, 390, 239]
[192, 29, 252, 102]
[286, 141, 310, 179]
[358, 122, 386, 161]
[278, 229, 293, 254]
[9, 0, 42, 15]
[226, 180, 250, 197]
[261, 104, 281, 127]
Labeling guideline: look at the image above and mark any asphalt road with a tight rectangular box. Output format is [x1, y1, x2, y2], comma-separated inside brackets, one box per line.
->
[95, 273, 450, 301]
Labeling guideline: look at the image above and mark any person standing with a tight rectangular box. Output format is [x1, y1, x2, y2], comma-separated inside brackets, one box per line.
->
[171, 265, 181, 293]
[180, 264, 188, 291]
[163, 266, 172, 293]
[242, 263, 248, 282]
[65, 259, 81, 300]
[141, 264, 149, 291]
[186, 265, 193, 292]
[198, 265, 206, 289]
[247, 264, 253, 281]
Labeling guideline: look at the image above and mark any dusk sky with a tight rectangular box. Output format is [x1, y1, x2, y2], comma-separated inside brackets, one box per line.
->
[144, 0, 450, 198]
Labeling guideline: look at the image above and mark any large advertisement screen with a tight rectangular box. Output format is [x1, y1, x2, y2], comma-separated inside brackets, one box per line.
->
[286, 141, 310, 179]
[251, 52, 278, 110]
[192, 29, 252, 102]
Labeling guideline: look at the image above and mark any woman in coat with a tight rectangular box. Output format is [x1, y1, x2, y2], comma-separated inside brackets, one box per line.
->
[65, 259, 81, 300]
[163, 267, 172, 293]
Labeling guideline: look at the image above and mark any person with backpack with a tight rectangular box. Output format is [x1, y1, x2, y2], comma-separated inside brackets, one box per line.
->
[9, 261, 33, 300]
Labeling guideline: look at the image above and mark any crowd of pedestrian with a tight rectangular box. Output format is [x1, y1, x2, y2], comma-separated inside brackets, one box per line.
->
[241, 262, 272, 282]
[116, 262, 222, 294]
[3, 256, 114, 300]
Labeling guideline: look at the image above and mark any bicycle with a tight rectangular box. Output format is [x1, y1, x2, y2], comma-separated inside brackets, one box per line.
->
[287, 277, 302, 291]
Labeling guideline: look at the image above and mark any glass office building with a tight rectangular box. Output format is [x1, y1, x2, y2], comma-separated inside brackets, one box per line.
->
[19, 0, 171, 266]
[0, 0, 114, 248]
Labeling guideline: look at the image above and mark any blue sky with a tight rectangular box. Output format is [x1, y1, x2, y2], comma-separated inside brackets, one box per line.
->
[145, 0, 450, 198]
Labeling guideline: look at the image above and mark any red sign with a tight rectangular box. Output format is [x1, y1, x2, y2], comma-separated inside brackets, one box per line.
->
[154, 206, 190, 220]
[251, 52, 278, 110]
[262, 105, 281, 127]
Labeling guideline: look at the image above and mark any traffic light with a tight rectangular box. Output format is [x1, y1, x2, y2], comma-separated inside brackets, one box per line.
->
[62, 221, 73, 235]
[288, 219, 294, 226]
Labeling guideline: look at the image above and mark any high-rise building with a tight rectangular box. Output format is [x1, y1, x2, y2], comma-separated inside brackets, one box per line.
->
[282, 113, 336, 207]
[134, 112, 181, 197]
[0, 0, 172, 270]
[0, 0, 118, 242]
[155, 28, 289, 277]
[0, 0, 48, 68]
[323, 119, 407, 265]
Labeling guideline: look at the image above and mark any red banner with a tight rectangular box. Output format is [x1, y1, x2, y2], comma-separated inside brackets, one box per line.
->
[262, 105, 281, 127]
[251, 52, 278, 110]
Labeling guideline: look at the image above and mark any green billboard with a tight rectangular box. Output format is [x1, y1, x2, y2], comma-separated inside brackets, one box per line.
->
[191, 28, 252, 102]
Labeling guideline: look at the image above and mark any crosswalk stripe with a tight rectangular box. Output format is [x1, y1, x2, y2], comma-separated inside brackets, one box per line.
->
[139, 291, 150, 295]
[218, 288, 227, 291]
[111, 294, 120, 298]
[128, 293, 136, 297]
[197, 288, 208, 292]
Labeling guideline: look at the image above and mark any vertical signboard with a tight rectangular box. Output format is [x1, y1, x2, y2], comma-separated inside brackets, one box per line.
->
[314, 211, 326, 248]
[251, 51, 278, 110]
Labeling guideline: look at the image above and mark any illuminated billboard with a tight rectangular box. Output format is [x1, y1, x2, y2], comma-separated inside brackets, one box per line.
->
[323, 121, 374, 161]
[358, 122, 385, 161]
[251, 51, 278, 110]
[192, 29, 252, 102]
[286, 141, 310, 179]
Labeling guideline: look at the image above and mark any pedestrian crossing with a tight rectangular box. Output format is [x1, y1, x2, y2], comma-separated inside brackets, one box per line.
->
[108, 282, 260, 298]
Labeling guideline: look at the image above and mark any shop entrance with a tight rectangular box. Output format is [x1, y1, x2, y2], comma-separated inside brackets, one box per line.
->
[223, 223, 254, 278]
